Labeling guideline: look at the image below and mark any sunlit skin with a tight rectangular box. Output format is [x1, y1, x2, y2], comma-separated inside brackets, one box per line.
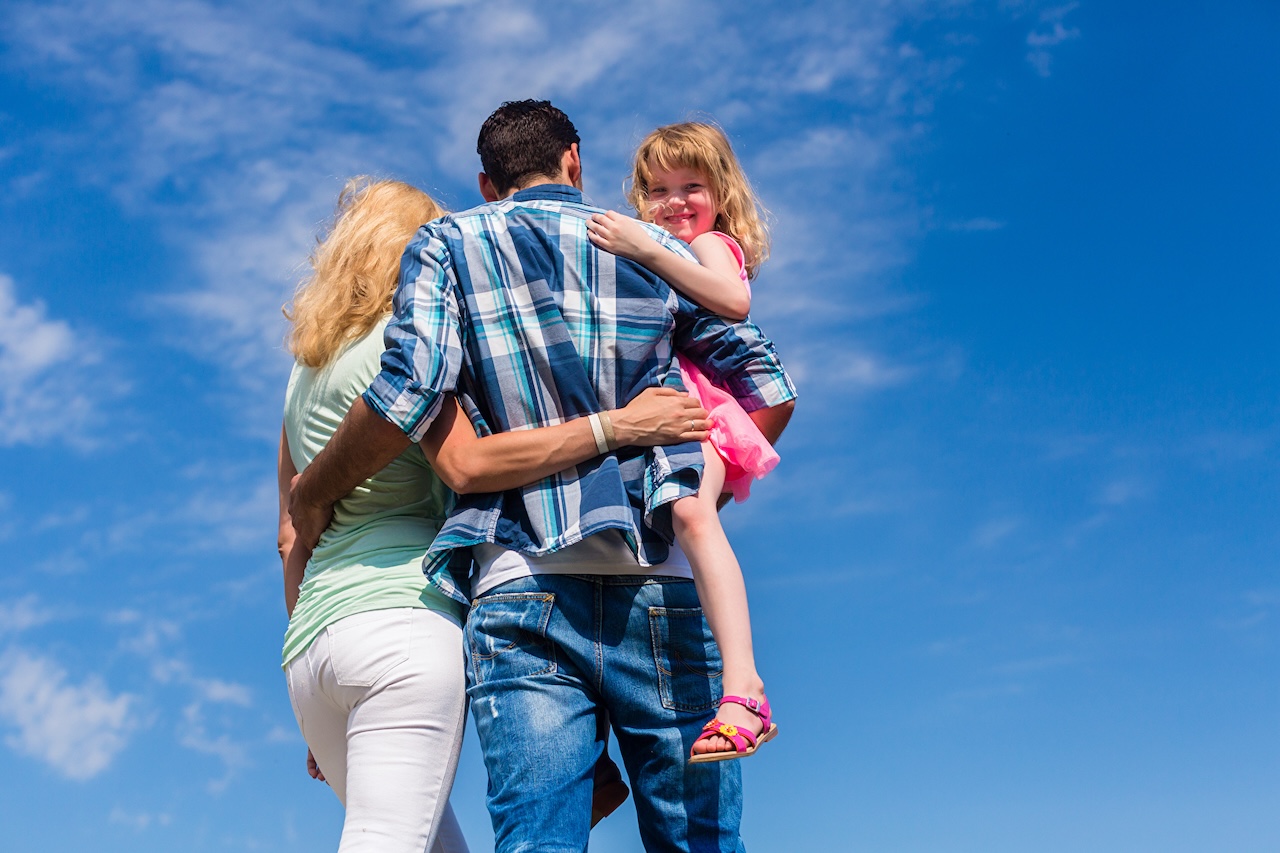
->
[646, 165, 719, 244]
[588, 162, 769, 756]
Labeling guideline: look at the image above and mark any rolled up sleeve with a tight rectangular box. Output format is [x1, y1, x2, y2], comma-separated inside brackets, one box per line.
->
[671, 296, 797, 412]
[363, 227, 464, 443]
[648, 228, 797, 411]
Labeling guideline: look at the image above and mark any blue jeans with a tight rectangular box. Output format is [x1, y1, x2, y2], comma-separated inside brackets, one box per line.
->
[465, 574, 745, 853]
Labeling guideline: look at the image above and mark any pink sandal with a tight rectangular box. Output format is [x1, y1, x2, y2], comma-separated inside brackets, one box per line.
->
[688, 695, 778, 764]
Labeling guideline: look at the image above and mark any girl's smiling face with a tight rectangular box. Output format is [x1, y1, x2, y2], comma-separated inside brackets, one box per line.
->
[645, 164, 717, 243]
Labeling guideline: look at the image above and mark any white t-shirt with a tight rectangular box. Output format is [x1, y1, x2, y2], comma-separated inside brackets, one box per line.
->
[473, 530, 693, 597]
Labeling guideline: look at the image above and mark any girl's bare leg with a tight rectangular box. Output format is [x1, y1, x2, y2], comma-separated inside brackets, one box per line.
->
[671, 444, 766, 755]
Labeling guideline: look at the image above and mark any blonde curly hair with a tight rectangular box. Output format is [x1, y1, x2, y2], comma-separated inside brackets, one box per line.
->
[625, 122, 770, 279]
[284, 177, 444, 368]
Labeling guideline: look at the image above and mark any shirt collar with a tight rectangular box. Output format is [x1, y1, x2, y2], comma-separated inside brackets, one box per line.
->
[511, 184, 583, 204]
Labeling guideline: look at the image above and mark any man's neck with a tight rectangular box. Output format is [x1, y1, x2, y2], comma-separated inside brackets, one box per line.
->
[502, 174, 577, 199]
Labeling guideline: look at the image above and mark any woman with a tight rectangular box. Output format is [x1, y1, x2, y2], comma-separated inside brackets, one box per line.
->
[276, 177, 709, 852]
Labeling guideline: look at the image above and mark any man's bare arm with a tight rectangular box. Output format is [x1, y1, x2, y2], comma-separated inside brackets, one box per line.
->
[288, 397, 411, 550]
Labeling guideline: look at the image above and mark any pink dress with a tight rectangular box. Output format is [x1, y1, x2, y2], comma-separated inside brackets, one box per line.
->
[677, 232, 780, 502]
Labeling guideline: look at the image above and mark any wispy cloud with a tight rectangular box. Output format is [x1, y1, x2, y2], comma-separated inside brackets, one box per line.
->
[0, 648, 137, 780]
[1026, 2, 1081, 77]
[110, 608, 258, 789]
[1097, 477, 1147, 507]
[972, 516, 1022, 548]
[3, 0, 1008, 433]
[991, 652, 1080, 676]
[178, 701, 250, 793]
[109, 807, 173, 831]
[0, 273, 112, 447]
[0, 595, 57, 634]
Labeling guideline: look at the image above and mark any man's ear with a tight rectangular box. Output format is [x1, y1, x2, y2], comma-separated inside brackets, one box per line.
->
[478, 172, 501, 202]
[563, 143, 582, 189]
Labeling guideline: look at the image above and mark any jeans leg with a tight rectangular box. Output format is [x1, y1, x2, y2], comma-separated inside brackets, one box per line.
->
[465, 578, 601, 853]
[602, 578, 746, 853]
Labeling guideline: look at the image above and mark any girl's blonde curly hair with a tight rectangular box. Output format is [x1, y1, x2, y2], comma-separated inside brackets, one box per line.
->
[284, 177, 444, 368]
[625, 122, 770, 279]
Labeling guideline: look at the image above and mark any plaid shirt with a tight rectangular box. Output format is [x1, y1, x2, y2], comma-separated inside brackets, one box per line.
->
[363, 184, 797, 605]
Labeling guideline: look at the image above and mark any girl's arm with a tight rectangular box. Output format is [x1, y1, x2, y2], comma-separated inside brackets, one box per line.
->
[277, 425, 305, 617]
[587, 211, 751, 321]
[422, 387, 709, 494]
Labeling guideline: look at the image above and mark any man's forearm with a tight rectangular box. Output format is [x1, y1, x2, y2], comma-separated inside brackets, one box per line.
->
[293, 396, 411, 510]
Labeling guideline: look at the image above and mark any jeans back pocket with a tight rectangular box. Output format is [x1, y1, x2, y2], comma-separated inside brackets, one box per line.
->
[467, 592, 557, 686]
[648, 606, 722, 713]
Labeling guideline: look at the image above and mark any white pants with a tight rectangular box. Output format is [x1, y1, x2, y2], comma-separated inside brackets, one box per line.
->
[285, 607, 469, 853]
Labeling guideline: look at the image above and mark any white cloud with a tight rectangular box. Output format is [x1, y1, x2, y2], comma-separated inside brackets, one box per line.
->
[175, 477, 278, 553]
[115, 612, 253, 707]
[1026, 3, 1081, 76]
[0, 273, 103, 447]
[3, 0, 1042, 435]
[0, 596, 57, 634]
[151, 658, 253, 709]
[973, 516, 1022, 548]
[0, 648, 137, 780]
[108, 609, 257, 788]
[179, 701, 249, 793]
[109, 807, 172, 831]
[1098, 477, 1146, 506]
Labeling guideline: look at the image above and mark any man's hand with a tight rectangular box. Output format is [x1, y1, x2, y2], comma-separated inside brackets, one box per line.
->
[611, 387, 710, 446]
[287, 473, 334, 554]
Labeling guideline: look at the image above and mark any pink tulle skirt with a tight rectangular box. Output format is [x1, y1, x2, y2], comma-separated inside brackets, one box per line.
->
[678, 353, 780, 502]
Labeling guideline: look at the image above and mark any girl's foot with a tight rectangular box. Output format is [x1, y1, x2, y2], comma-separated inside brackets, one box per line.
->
[689, 693, 777, 762]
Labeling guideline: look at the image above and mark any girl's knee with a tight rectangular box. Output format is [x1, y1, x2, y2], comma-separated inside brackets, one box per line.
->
[671, 494, 717, 536]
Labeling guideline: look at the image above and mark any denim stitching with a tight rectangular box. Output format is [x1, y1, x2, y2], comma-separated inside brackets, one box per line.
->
[466, 593, 557, 685]
[647, 606, 722, 713]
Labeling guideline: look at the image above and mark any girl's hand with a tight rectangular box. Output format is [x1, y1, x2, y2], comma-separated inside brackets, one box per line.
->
[610, 387, 710, 446]
[587, 211, 660, 263]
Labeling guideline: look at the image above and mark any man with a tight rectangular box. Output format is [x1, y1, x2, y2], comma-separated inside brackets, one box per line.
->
[290, 100, 796, 852]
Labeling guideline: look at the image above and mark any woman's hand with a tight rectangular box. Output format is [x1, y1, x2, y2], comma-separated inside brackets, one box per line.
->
[306, 749, 326, 783]
[587, 211, 661, 264]
[610, 387, 710, 447]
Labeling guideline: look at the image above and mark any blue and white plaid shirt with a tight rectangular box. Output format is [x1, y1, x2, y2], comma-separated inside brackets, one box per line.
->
[363, 184, 797, 605]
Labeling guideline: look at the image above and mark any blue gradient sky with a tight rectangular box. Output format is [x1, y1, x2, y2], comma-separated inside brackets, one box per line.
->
[1, 2, 1277, 851]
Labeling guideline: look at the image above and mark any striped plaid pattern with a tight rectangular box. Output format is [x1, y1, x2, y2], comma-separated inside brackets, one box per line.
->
[363, 185, 797, 605]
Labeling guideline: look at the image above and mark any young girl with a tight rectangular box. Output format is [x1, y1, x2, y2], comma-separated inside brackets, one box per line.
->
[587, 122, 780, 763]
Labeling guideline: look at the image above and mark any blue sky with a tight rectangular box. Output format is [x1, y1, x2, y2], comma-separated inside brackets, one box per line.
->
[1, 1, 1277, 851]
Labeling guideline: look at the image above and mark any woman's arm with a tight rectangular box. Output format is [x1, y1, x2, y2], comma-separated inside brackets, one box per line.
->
[277, 425, 305, 617]
[422, 387, 710, 495]
[587, 211, 751, 321]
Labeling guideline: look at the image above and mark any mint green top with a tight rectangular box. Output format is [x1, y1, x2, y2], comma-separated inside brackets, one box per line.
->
[281, 317, 463, 667]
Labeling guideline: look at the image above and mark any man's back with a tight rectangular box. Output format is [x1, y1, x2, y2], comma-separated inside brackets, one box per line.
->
[417, 183, 686, 432]
[365, 182, 795, 605]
